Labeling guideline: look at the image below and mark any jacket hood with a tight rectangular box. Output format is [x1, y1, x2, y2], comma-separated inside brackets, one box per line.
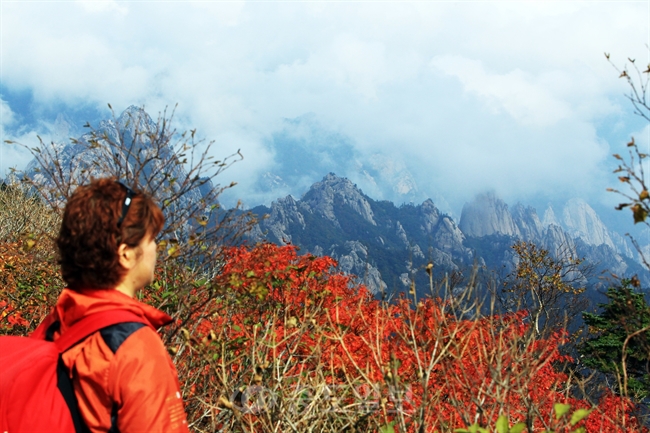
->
[53, 288, 173, 333]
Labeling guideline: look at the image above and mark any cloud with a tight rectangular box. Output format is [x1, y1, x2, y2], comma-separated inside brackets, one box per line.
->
[0, 99, 15, 127]
[0, 135, 38, 180]
[76, 0, 128, 15]
[188, 1, 245, 27]
[0, 100, 25, 177]
[430, 56, 572, 127]
[1, 1, 648, 218]
[0, 99, 66, 179]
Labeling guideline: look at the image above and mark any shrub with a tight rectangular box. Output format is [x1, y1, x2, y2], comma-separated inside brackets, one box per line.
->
[0, 185, 62, 334]
[160, 242, 646, 432]
[0, 239, 61, 335]
[2, 105, 646, 432]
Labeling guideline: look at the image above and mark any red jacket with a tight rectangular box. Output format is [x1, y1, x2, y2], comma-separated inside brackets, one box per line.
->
[32, 288, 190, 433]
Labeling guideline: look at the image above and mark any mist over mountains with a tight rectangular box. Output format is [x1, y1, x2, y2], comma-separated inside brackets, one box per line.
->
[21, 106, 216, 206]
[246, 113, 427, 210]
[13, 106, 650, 300]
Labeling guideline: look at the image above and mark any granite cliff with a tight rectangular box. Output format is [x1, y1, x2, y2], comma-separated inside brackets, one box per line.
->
[252, 177, 649, 294]
[251, 173, 474, 294]
[459, 193, 645, 284]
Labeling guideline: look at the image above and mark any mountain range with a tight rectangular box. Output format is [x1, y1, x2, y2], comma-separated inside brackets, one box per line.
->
[14, 106, 649, 301]
[250, 173, 649, 299]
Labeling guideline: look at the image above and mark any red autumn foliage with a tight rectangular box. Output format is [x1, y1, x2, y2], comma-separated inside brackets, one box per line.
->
[167, 243, 648, 432]
[0, 240, 61, 333]
[1, 239, 647, 431]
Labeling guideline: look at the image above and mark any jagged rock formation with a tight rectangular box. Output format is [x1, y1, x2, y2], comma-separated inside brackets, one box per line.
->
[20, 106, 647, 296]
[262, 195, 306, 243]
[610, 231, 635, 259]
[21, 106, 221, 243]
[251, 175, 649, 293]
[459, 192, 520, 237]
[459, 192, 647, 286]
[328, 241, 387, 293]
[543, 206, 561, 227]
[251, 174, 473, 294]
[258, 172, 289, 193]
[511, 203, 544, 240]
[302, 174, 376, 227]
[562, 198, 615, 249]
[540, 224, 578, 259]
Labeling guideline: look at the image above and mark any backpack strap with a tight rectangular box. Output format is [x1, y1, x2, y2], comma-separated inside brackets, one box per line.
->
[54, 310, 151, 353]
[53, 309, 153, 433]
[58, 356, 91, 433]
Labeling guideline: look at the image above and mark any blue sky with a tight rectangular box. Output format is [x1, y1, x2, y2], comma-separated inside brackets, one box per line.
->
[1, 1, 649, 233]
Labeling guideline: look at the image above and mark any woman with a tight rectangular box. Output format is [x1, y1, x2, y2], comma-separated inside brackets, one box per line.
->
[32, 178, 189, 433]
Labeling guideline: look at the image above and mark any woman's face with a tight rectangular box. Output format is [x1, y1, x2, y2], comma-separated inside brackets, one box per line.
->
[132, 234, 158, 290]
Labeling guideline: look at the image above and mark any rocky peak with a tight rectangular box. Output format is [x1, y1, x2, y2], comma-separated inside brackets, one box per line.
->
[51, 113, 76, 143]
[258, 172, 288, 193]
[419, 199, 441, 234]
[543, 205, 561, 228]
[610, 231, 635, 259]
[265, 195, 306, 244]
[328, 241, 386, 294]
[93, 105, 156, 147]
[562, 198, 614, 250]
[433, 216, 467, 255]
[22, 106, 213, 238]
[118, 105, 155, 131]
[511, 203, 544, 240]
[541, 224, 578, 259]
[395, 221, 409, 246]
[459, 192, 519, 237]
[302, 173, 376, 226]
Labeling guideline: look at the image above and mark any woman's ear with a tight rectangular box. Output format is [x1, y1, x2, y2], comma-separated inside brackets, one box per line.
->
[117, 243, 136, 270]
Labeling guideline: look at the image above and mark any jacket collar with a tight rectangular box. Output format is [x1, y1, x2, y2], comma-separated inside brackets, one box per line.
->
[53, 288, 173, 333]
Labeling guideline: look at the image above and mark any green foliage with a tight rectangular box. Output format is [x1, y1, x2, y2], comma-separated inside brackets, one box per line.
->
[580, 280, 650, 400]
[455, 404, 592, 433]
[379, 421, 396, 433]
[454, 414, 526, 433]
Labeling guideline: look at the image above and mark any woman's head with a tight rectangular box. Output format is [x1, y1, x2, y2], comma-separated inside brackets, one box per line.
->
[57, 178, 164, 290]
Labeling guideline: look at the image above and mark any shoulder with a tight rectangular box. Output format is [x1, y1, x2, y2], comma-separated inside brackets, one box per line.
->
[106, 326, 188, 432]
[111, 325, 172, 367]
[98, 321, 148, 353]
[107, 325, 180, 409]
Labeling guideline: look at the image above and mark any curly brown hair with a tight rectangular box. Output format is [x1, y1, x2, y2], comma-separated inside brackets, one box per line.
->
[56, 178, 164, 290]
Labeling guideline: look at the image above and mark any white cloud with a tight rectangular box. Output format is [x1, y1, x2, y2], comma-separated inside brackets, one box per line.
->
[188, 1, 245, 27]
[76, 0, 128, 15]
[0, 136, 38, 179]
[0, 120, 44, 180]
[0, 100, 60, 179]
[0, 99, 14, 127]
[0, 100, 22, 178]
[1, 1, 648, 212]
[430, 55, 572, 127]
